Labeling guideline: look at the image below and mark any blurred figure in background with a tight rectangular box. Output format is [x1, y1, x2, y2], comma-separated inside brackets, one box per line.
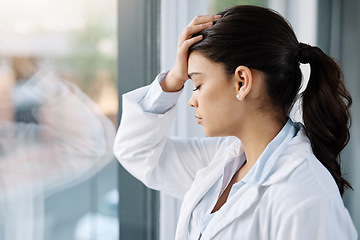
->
[0, 57, 115, 240]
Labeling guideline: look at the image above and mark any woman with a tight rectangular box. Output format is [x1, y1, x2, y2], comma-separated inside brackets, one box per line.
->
[114, 5, 357, 239]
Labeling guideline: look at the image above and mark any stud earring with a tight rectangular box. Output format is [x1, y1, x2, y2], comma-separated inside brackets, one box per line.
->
[236, 94, 241, 100]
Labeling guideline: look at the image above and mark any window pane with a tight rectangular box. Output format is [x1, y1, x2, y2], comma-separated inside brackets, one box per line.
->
[0, 0, 118, 239]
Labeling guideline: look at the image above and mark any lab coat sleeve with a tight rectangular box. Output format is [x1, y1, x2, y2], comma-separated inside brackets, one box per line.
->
[276, 197, 358, 240]
[138, 71, 183, 114]
[113, 74, 226, 200]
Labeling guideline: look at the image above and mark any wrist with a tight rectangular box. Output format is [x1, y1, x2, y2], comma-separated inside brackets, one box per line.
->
[160, 71, 186, 92]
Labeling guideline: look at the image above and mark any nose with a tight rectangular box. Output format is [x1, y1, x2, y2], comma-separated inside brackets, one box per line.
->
[188, 92, 198, 108]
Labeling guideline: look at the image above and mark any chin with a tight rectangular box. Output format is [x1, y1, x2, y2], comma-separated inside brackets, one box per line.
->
[203, 129, 214, 137]
[203, 128, 230, 138]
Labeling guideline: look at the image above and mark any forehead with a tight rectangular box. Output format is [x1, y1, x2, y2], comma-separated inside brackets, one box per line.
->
[188, 52, 226, 77]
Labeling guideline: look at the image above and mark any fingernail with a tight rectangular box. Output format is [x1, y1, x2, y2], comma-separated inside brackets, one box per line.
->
[214, 15, 221, 19]
[206, 22, 213, 27]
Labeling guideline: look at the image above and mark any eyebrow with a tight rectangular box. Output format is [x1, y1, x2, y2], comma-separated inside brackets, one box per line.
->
[188, 72, 202, 79]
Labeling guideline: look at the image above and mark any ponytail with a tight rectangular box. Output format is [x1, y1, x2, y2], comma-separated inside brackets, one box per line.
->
[299, 43, 352, 196]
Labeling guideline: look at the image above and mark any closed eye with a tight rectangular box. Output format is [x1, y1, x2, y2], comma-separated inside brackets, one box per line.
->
[193, 85, 201, 91]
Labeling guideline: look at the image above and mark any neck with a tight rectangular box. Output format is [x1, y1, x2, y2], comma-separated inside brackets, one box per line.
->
[236, 113, 287, 169]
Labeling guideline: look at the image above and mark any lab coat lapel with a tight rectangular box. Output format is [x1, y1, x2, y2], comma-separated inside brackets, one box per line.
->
[174, 158, 225, 240]
[203, 184, 261, 239]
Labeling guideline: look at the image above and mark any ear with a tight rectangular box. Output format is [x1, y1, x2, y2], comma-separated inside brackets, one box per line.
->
[234, 66, 253, 101]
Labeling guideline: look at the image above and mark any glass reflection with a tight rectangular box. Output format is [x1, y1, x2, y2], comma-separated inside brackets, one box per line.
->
[0, 58, 115, 240]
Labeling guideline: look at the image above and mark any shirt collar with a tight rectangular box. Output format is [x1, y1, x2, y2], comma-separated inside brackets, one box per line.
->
[240, 118, 298, 186]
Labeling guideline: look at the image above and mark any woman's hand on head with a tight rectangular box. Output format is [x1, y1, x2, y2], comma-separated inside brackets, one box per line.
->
[160, 15, 221, 92]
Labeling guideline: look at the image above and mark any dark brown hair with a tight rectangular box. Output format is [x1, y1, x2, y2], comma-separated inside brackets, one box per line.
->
[189, 5, 352, 196]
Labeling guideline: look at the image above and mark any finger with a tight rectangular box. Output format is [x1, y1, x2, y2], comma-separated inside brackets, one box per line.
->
[178, 35, 203, 55]
[178, 22, 212, 46]
[189, 15, 221, 26]
[185, 22, 213, 37]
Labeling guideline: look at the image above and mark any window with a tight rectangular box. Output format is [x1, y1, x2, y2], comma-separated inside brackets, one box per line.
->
[0, 0, 118, 239]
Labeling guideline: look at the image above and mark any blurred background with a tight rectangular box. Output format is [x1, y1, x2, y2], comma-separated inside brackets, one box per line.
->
[0, 0, 359, 239]
[0, 0, 118, 240]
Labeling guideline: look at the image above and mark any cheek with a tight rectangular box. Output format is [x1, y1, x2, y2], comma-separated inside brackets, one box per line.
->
[214, 97, 242, 127]
[212, 93, 237, 113]
[206, 95, 238, 122]
[205, 85, 232, 103]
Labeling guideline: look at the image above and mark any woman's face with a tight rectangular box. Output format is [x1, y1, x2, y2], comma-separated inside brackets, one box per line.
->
[187, 52, 243, 137]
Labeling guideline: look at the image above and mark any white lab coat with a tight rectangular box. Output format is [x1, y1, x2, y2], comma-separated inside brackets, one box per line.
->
[113, 84, 358, 240]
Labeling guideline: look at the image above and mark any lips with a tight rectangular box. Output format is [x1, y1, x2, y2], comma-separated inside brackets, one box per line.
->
[195, 115, 202, 124]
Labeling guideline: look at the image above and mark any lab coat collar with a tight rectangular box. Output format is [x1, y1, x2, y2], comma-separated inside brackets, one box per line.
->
[202, 184, 261, 239]
[175, 137, 244, 239]
[175, 147, 232, 239]
[242, 118, 299, 186]
[261, 125, 310, 186]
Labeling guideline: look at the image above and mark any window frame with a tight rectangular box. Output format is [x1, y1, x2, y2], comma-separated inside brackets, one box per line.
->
[117, 0, 161, 239]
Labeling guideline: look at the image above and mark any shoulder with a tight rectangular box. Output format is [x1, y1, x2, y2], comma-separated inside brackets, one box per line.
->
[261, 124, 346, 215]
[266, 123, 340, 196]
[261, 155, 356, 239]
